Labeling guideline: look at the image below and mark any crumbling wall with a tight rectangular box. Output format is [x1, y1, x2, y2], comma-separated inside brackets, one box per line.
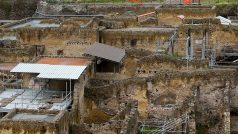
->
[61, 17, 95, 28]
[119, 101, 138, 134]
[37, 3, 157, 16]
[156, 5, 216, 27]
[72, 64, 93, 124]
[84, 100, 138, 134]
[136, 54, 208, 77]
[174, 18, 238, 58]
[0, 41, 36, 63]
[0, 0, 37, 20]
[210, 25, 238, 54]
[16, 27, 97, 56]
[86, 69, 238, 133]
[119, 49, 152, 78]
[103, 16, 138, 28]
[0, 109, 69, 134]
[175, 24, 211, 58]
[101, 28, 174, 52]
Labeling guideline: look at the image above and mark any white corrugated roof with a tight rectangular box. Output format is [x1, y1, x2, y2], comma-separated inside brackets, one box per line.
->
[37, 65, 87, 80]
[11, 63, 48, 73]
[11, 63, 87, 80]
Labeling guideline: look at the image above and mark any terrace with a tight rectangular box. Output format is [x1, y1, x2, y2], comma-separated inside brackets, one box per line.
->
[1, 18, 60, 29]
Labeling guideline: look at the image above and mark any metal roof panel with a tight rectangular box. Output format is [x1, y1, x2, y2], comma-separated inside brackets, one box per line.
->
[84, 42, 125, 62]
[11, 63, 87, 80]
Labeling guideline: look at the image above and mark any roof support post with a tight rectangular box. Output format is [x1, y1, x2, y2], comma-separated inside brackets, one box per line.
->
[66, 81, 68, 99]
[186, 37, 190, 59]
[70, 79, 72, 100]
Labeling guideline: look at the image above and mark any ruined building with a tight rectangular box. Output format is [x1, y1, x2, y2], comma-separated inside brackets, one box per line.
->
[0, 1, 237, 134]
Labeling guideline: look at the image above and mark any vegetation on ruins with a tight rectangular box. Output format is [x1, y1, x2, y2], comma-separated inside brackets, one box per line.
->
[45, 0, 164, 3]
[202, 0, 238, 4]
[0, 0, 38, 20]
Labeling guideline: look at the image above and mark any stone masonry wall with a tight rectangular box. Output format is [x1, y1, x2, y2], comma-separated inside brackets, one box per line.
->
[86, 69, 238, 133]
[16, 27, 97, 56]
[156, 5, 216, 27]
[101, 29, 174, 52]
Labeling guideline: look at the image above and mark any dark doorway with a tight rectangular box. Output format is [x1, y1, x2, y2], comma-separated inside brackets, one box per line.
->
[57, 49, 64, 56]
[48, 80, 75, 91]
[130, 39, 137, 47]
[96, 58, 120, 73]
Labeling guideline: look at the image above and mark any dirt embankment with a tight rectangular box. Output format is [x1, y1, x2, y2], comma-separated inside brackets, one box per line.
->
[216, 4, 238, 17]
[0, 0, 38, 20]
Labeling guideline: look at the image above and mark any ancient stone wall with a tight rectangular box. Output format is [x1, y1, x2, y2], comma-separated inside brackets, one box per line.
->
[156, 5, 216, 27]
[136, 54, 208, 77]
[120, 101, 138, 134]
[101, 28, 174, 52]
[211, 25, 238, 54]
[176, 24, 238, 58]
[100, 17, 137, 28]
[72, 63, 94, 124]
[16, 27, 97, 56]
[86, 69, 238, 133]
[83, 100, 138, 134]
[0, 41, 36, 63]
[0, 109, 69, 134]
[37, 3, 157, 16]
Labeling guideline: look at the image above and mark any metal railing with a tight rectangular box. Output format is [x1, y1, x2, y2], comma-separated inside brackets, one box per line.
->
[0, 88, 72, 111]
[139, 113, 189, 134]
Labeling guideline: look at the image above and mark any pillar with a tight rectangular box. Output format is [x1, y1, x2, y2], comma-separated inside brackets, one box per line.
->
[223, 81, 230, 134]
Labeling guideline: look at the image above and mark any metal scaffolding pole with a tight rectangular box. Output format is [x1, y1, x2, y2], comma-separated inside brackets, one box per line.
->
[66, 81, 67, 99]
[70, 79, 72, 100]
[186, 36, 190, 60]
[190, 35, 193, 60]
[139, 113, 189, 134]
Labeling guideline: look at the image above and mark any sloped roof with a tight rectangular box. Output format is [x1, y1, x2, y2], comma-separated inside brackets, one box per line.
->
[11, 63, 87, 80]
[84, 42, 125, 62]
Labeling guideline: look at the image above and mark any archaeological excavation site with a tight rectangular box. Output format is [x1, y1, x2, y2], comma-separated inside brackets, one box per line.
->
[0, 0, 238, 133]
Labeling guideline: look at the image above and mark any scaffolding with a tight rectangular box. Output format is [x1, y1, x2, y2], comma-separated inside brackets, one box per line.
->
[0, 87, 72, 112]
[139, 113, 189, 134]
[0, 75, 73, 112]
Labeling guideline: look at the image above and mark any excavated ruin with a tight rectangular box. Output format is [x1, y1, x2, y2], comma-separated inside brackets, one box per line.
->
[0, 1, 237, 134]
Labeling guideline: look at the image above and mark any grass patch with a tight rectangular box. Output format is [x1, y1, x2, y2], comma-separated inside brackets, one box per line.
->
[196, 124, 208, 134]
[201, 0, 238, 5]
[0, 0, 12, 17]
[139, 127, 160, 134]
[46, 0, 164, 3]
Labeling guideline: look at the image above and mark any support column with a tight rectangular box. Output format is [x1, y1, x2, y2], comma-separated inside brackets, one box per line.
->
[66, 81, 67, 97]
[223, 81, 230, 134]
[202, 30, 207, 60]
[70, 79, 72, 100]
[186, 37, 190, 59]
